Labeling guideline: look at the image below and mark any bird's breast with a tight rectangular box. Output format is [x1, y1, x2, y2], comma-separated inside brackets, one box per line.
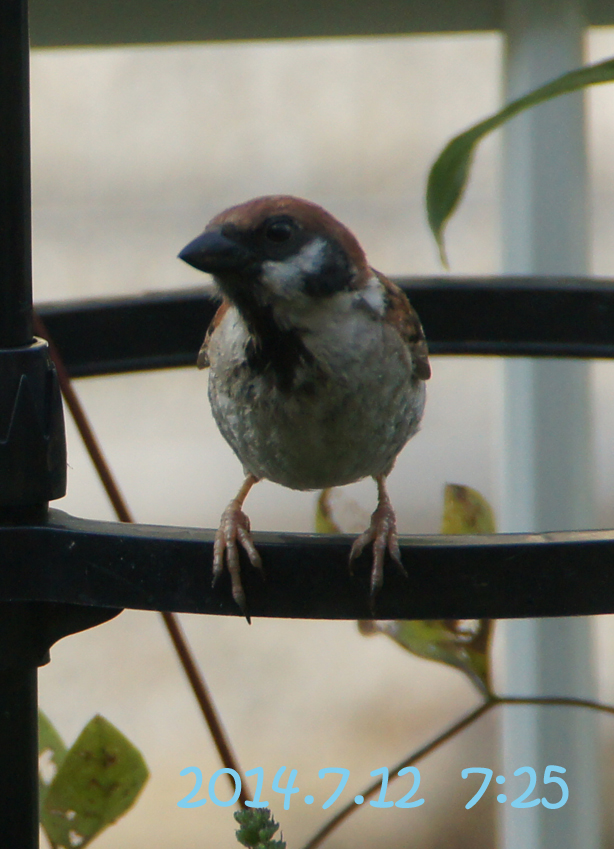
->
[206, 305, 426, 489]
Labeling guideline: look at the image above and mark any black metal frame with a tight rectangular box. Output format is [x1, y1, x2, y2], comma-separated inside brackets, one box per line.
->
[3, 0, 614, 845]
[36, 276, 614, 378]
[4, 508, 614, 620]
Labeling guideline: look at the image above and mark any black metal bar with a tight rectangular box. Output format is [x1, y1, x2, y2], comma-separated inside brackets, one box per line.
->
[2, 508, 614, 620]
[0, 0, 66, 508]
[0, 600, 120, 849]
[36, 276, 614, 378]
[0, 666, 38, 848]
[0, 0, 38, 839]
[0, 0, 32, 348]
[38, 288, 219, 377]
[0, 5, 73, 848]
[0, 0, 66, 509]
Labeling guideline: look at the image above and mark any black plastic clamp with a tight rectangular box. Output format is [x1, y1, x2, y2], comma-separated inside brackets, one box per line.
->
[0, 337, 66, 508]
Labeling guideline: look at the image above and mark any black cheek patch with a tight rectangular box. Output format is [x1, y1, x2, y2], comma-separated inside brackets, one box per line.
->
[301, 241, 354, 297]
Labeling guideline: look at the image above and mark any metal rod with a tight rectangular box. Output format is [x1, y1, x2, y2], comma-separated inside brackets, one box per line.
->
[0, 6, 47, 849]
[0, 0, 33, 348]
[0, 666, 39, 847]
[33, 280, 614, 378]
[5, 510, 614, 619]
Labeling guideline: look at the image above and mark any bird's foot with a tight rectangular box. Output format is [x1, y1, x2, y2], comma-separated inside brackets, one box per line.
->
[349, 480, 405, 606]
[213, 498, 263, 623]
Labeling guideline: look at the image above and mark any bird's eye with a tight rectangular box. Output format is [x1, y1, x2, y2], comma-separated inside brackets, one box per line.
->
[264, 218, 295, 243]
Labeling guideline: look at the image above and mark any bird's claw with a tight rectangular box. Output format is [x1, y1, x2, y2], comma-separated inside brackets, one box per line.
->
[213, 502, 263, 623]
[349, 499, 406, 607]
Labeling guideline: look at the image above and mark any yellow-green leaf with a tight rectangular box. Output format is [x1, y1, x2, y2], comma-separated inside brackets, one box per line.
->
[38, 710, 67, 815]
[314, 489, 341, 534]
[426, 56, 614, 265]
[41, 714, 148, 849]
[360, 618, 492, 696]
[359, 484, 496, 695]
[441, 483, 495, 535]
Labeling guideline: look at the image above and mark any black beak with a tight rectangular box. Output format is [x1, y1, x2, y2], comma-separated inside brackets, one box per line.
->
[178, 229, 253, 274]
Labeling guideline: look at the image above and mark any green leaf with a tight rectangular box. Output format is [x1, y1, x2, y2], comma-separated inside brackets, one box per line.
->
[38, 710, 68, 815]
[359, 484, 495, 695]
[441, 483, 496, 535]
[314, 489, 341, 534]
[361, 618, 492, 696]
[234, 808, 286, 849]
[41, 714, 148, 849]
[426, 56, 614, 265]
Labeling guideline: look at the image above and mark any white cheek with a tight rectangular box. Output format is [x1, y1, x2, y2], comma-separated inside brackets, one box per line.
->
[261, 238, 327, 297]
[360, 274, 386, 315]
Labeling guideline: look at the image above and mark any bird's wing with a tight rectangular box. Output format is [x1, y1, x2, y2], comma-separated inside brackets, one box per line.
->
[374, 270, 431, 381]
[197, 300, 231, 369]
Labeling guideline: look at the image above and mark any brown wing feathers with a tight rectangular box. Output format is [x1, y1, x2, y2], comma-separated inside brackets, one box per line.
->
[374, 271, 431, 381]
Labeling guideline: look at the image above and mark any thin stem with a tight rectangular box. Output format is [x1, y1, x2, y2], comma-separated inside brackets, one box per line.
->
[33, 312, 251, 807]
[494, 694, 614, 716]
[302, 698, 495, 849]
[33, 314, 133, 523]
[303, 691, 614, 849]
[161, 610, 251, 805]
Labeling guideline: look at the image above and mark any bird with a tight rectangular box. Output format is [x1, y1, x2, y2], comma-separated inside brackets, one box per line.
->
[179, 195, 430, 619]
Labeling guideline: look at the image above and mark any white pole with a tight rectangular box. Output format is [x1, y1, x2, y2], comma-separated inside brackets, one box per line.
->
[499, 0, 600, 847]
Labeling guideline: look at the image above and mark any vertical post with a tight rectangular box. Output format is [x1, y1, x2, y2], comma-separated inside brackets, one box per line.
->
[0, 0, 66, 509]
[0, 0, 33, 348]
[499, 0, 600, 847]
[1, 3, 44, 848]
[0, 667, 39, 848]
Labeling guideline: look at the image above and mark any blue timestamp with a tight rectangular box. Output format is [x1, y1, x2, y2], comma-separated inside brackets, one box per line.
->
[178, 766, 423, 810]
[462, 766, 568, 810]
[177, 764, 568, 811]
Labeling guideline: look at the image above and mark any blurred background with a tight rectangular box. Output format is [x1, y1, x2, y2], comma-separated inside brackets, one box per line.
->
[32, 27, 614, 848]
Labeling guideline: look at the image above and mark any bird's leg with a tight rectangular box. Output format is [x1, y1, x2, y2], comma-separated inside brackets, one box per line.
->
[349, 474, 406, 603]
[213, 473, 262, 621]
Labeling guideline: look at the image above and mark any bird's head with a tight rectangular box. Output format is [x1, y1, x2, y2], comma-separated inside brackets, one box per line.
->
[179, 195, 371, 325]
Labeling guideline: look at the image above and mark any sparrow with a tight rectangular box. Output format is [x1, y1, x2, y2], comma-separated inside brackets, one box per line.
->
[179, 195, 430, 619]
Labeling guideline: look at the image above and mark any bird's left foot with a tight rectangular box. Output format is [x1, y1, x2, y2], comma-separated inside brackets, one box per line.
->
[212, 475, 261, 622]
[349, 476, 406, 605]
